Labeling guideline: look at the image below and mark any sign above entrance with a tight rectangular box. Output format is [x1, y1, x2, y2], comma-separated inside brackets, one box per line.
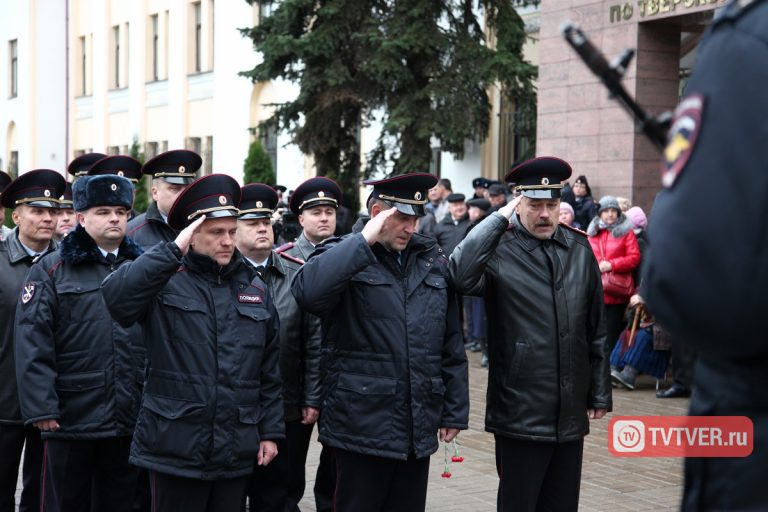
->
[608, 0, 727, 23]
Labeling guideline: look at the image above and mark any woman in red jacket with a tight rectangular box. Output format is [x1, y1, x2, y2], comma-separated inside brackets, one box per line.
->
[587, 196, 641, 353]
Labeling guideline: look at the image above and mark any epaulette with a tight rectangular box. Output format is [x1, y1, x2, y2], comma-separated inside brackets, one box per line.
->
[278, 251, 305, 265]
[275, 242, 295, 253]
[560, 222, 588, 237]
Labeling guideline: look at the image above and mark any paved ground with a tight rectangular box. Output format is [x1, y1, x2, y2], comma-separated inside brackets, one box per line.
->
[16, 351, 689, 511]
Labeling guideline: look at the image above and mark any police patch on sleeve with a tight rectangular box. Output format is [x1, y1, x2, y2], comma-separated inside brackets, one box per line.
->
[21, 283, 35, 304]
[661, 93, 705, 188]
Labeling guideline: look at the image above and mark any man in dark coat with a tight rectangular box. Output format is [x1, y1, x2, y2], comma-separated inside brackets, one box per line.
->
[643, 2, 768, 509]
[15, 173, 144, 512]
[0, 169, 64, 512]
[236, 184, 322, 511]
[0, 170, 13, 241]
[432, 193, 470, 256]
[450, 157, 611, 512]
[276, 176, 341, 512]
[292, 173, 469, 512]
[101, 174, 284, 512]
[127, 150, 200, 251]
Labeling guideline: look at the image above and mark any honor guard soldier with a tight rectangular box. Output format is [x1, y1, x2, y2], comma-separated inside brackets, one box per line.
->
[450, 157, 611, 511]
[0, 169, 65, 512]
[277, 176, 341, 512]
[101, 174, 284, 512]
[0, 170, 11, 240]
[292, 173, 469, 512]
[236, 184, 322, 511]
[643, 1, 768, 509]
[127, 150, 201, 251]
[15, 174, 144, 512]
[67, 152, 107, 180]
[54, 182, 76, 241]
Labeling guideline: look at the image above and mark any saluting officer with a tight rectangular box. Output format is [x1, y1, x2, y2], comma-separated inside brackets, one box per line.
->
[127, 150, 200, 251]
[276, 176, 341, 512]
[54, 182, 76, 241]
[14, 174, 144, 512]
[101, 174, 284, 512]
[643, 1, 768, 509]
[0, 169, 65, 512]
[292, 173, 469, 512]
[236, 184, 322, 512]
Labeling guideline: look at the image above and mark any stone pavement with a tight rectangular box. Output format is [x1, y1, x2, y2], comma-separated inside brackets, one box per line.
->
[16, 351, 689, 511]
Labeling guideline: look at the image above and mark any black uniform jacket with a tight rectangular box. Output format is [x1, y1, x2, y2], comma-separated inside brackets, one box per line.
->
[433, 213, 470, 256]
[126, 201, 178, 251]
[0, 229, 57, 425]
[292, 229, 469, 460]
[247, 251, 322, 422]
[101, 242, 284, 479]
[450, 212, 611, 442]
[14, 225, 144, 439]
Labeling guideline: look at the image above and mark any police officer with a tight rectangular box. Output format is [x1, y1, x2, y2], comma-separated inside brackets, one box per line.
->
[471, 177, 489, 200]
[67, 152, 107, 181]
[236, 184, 322, 512]
[87, 156, 142, 220]
[0, 171, 11, 240]
[127, 150, 200, 251]
[101, 174, 284, 512]
[14, 174, 143, 512]
[292, 173, 469, 512]
[450, 157, 611, 511]
[0, 169, 65, 512]
[54, 182, 76, 241]
[642, 1, 768, 509]
[277, 176, 342, 261]
[276, 176, 342, 512]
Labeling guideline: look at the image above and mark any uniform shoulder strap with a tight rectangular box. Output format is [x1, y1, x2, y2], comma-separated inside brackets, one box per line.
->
[275, 241, 295, 253]
[278, 251, 305, 265]
[560, 222, 588, 237]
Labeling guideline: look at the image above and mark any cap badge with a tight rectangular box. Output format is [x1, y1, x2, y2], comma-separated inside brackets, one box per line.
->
[219, 195, 227, 205]
[318, 191, 325, 198]
[179, 165, 186, 173]
[541, 177, 550, 185]
[414, 191, 422, 200]
[117, 170, 124, 177]
[44, 190, 51, 197]
[111, 184, 118, 191]
[256, 201, 263, 208]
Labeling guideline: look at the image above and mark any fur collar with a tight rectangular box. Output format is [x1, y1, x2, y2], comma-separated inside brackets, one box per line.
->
[586, 214, 634, 238]
[61, 224, 143, 265]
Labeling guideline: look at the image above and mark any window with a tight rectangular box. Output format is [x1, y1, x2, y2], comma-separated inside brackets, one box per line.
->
[203, 136, 213, 175]
[112, 25, 120, 88]
[9, 151, 19, 178]
[259, 1, 275, 21]
[9, 39, 18, 98]
[193, 2, 202, 72]
[124, 23, 130, 84]
[261, 121, 278, 173]
[150, 15, 159, 81]
[161, 140, 168, 153]
[107, 146, 120, 156]
[164, 11, 169, 78]
[429, 147, 441, 177]
[79, 36, 87, 95]
[145, 142, 159, 160]
[186, 137, 202, 155]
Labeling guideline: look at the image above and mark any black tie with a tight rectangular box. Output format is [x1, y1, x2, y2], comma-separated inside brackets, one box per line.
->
[255, 265, 266, 278]
[105, 253, 117, 265]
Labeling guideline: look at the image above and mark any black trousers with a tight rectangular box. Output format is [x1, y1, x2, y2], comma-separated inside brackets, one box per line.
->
[150, 472, 248, 512]
[0, 423, 41, 512]
[604, 303, 628, 353]
[245, 420, 313, 512]
[41, 436, 137, 512]
[313, 444, 335, 512]
[333, 448, 430, 512]
[495, 436, 584, 512]
[671, 337, 696, 390]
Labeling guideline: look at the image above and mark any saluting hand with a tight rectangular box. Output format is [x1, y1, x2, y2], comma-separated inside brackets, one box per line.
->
[173, 215, 205, 255]
[361, 207, 399, 245]
[497, 194, 523, 220]
[257, 440, 278, 466]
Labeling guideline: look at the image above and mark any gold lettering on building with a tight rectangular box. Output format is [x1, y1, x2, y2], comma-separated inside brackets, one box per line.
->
[609, 0, 724, 22]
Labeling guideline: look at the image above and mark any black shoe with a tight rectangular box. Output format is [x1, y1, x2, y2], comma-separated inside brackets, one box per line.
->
[656, 386, 691, 399]
[611, 368, 635, 390]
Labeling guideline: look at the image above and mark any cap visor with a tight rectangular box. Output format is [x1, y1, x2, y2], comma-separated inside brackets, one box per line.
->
[392, 202, 426, 217]
[522, 189, 561, 199]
